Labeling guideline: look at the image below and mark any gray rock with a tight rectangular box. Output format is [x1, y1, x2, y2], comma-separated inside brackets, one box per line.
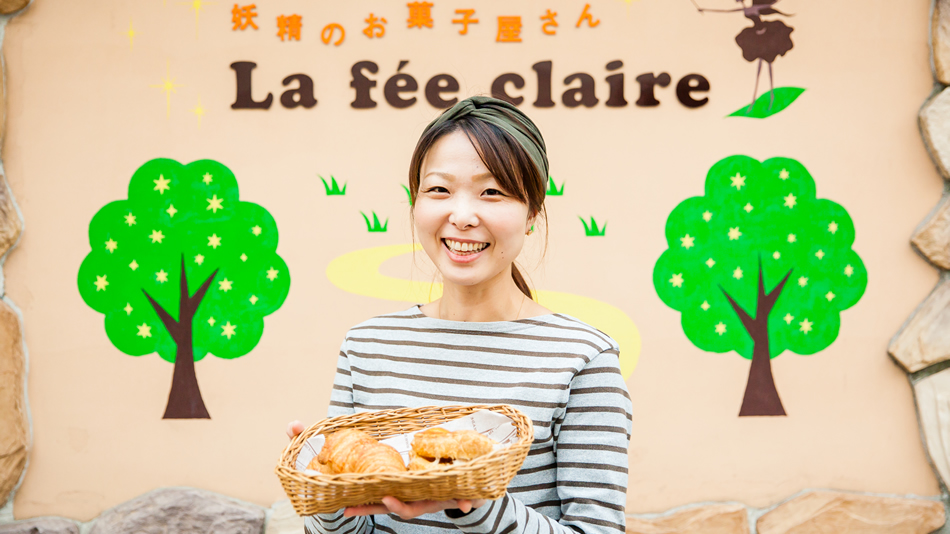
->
[914, 367, 950, 488]
[912, 195, 950, 270]
[264, 500, 304, 534]
[936, 0, 950, 84]
[888, 277, 950, 372]
[88, 487, 265, 534]
[0, 518, 80, 534]
[921, 88, 950, 181]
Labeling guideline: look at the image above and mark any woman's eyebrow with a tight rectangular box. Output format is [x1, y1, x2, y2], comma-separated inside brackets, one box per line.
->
[423, 171, 495, 181]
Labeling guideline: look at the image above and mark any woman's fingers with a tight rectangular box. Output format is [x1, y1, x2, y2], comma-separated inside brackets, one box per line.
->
[344, 504, 390, 517]
[286, 420, 304, 439]
[378, 497, 459, 519]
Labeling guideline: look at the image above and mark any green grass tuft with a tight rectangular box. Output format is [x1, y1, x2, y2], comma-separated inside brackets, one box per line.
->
[579, 216, 606, 236]
[728, 87, 805, 119]
[360, 211, 389, 232]
[546, 176, 565, 196]
[401, 184, 412, 206]
[320, 175, 347, 196]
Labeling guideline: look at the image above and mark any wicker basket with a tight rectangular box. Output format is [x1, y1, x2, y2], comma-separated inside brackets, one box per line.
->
[275, 404, 534, 515]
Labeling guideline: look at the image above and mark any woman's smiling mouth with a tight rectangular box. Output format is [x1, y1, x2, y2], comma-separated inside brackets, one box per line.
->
[442, 238, 490, 257]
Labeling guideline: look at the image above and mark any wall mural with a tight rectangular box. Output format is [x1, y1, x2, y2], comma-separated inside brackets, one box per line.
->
[653, 156, 867, 416]
[77, 159, 291, 419]
[692, 0, 803, 118]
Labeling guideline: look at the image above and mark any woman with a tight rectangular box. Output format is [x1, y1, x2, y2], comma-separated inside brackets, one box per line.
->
[288, 96, 632, 534]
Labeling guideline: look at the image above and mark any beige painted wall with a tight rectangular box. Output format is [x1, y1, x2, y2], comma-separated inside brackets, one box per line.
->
[1, 0, 941, 521]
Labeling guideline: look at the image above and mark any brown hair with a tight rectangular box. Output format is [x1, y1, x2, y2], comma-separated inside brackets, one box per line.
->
[408, 112, 548, 299]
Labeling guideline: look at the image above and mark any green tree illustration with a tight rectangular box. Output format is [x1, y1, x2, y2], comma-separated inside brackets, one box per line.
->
[78, 159, 290, 419]
[653, 156, 866, 416]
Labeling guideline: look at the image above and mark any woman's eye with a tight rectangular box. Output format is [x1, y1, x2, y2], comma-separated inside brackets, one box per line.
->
[425, 187, 448, 193]
[484, 188, 506, 196]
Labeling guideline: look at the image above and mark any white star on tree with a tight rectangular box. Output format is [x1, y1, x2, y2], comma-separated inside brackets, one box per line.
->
[815, 250, 825, 260]
[844, 264, 854, 277]
[207, 234, 222, 249]
[221, 322, 237, 339]
[251, 225, 262, 236]
[701, 300, 710, 311]
[798, 276, 808, 287]
[137, 323, 152, 338]
[207, 195, 224, 213]
[715, 322, 727, 335]
[207, 316, 216, 327]
[266, 267, 279, 281]
[124, 303, 133, 315]
[680, 234, 695, 249]
[730, 173, 746, 190]
[194, 254, 204, 265]
[783, 193, 797, 208]
[129, 260, 139, 271]
[240, 253, 248, 262]
[825, 291, 836, 301]
[784, 313, 794, 324]
[249, 295, 259, 305]
[702, 211, 712, 222]
[799, 318, 813, 334]
[669, 273, 684, 287]
[773, 251, 781, 260]
[218, 278, 233, 292]
[156, 270, 168, 283]
[787, 234, 797, 243]
[733, 266, 743, 280]
[779, 169, 789, 180]
[94, 275, 109, 291]
[124, 213, 136, 226]
[149, 230, 165, 244]
[166, 204, 178, 218]
[705, 258, 715, 268]
[728, 227, 742, 240]
[105, 239, 118, 253]
[743, 203, 753, 213]
[828, 221, 838, 234]
[202, 173, 213, 185]
[153, 175, 171, 194]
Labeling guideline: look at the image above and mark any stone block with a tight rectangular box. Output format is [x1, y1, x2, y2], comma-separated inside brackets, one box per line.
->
[0, 0, 29, 16]
[921, 87, 950, 180]
[756, 491, 945, 534]
[936, 0, 950, 84]
[888, 277, 950, 372]
[0, 518, 79, 534]
[912, 195, 950, 269]
[0, 175, 22, 263]
[264, 500, 304, 534]
[87, 487, 265, 534]
[0, 299, 27, 508]
[625, 504, 749, 534]
[913, 367, 950, 488]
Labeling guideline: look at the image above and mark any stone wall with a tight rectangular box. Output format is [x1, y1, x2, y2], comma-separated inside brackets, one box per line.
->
[1, 0, 950, 533]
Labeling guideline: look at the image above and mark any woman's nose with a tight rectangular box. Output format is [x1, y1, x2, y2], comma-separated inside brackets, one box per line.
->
[448, 197, 479, 229]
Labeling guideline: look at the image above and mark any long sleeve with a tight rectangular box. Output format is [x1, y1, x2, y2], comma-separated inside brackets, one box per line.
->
[305, 342, 376, 534]
[447, 349, 633, 534]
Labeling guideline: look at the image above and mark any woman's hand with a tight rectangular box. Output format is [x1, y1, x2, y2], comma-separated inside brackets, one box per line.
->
[286, 420, 304, 439]
[344, 497, 487, 519]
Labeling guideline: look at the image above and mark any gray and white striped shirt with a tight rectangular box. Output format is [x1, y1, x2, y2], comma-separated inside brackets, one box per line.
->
[306, 306, 632, 534]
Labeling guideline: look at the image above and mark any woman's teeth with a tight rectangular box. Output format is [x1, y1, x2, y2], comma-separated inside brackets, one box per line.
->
[444, 239, 488, 254]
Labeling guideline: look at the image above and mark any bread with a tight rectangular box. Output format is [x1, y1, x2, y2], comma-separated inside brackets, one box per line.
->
[408, 427, 496, 470]
[311, 428, 407, 474]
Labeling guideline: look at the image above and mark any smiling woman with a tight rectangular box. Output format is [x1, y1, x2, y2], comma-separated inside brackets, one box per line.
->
[290, 96, 633, 534]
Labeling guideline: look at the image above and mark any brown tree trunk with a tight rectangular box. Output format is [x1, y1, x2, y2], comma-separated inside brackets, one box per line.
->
[144, 257, 218, 420]
[162, 326, 209, 419]
[722, 260, 792, 417]
[738, 331, 785, 416]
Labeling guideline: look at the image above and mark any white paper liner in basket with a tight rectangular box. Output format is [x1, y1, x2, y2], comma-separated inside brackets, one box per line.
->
[294, 409, 519, 473]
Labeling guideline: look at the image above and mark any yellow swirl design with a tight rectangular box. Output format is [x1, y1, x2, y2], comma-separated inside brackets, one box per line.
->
[326, 244, 640, 378]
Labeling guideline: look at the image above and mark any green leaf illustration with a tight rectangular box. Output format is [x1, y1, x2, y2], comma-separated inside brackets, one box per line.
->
[728, 87, 805, 119]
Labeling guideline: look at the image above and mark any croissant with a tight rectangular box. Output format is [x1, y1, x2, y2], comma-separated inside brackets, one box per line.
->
[313, 428, 407, 474]
[409, 427, 496, 470]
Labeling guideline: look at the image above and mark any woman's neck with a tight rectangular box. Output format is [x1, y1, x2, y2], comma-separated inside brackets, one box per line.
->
[429, 272, 527, 322]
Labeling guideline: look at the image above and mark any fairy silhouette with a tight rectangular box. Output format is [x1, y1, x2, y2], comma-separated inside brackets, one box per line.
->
[692, 0, 794, 111]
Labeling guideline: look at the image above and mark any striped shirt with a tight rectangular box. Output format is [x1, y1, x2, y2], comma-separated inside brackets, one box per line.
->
[305, 306, 632, 534]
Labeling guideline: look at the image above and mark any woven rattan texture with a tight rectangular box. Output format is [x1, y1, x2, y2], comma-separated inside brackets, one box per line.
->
[275, 405, 534, 515]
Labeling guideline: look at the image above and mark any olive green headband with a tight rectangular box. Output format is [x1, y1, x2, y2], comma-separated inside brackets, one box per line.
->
[422, 96, 549, 184]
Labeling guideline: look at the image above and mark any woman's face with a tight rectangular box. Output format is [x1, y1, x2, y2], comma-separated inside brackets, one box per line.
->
[414, 130, 534, 290]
